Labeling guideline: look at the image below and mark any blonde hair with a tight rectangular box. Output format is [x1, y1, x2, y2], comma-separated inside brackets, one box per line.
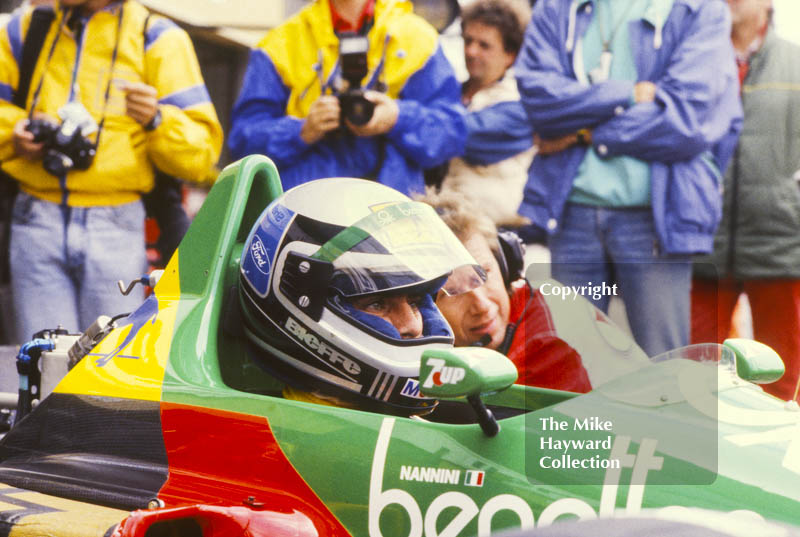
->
[415, 187, 499, 254]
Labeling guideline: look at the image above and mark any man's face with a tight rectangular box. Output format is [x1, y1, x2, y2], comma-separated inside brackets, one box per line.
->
[349, 293, 424, 339]
[436, 233, 511, 350]
[463, 21, 516, 88]
[726, 0, 771, 25]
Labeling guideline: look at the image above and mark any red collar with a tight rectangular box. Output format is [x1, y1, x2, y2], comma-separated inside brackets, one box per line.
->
[735, 23, 769, 88]
[329, 0, 375, 33]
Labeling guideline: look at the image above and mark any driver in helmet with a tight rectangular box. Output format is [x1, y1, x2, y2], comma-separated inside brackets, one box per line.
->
[238, 177, 485, 416]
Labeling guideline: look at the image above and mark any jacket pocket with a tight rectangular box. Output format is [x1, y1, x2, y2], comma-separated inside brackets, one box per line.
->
[665, 156, 722, 234]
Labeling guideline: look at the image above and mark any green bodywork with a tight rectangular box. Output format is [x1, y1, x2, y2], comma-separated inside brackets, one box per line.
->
[159, 156, 800, 536]
[419, 347, 518, 398]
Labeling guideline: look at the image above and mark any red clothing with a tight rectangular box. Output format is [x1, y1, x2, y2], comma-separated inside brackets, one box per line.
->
[692, 278, 800, 401]
[506, 284, 592, 393]
[329, 0, 375, 33]
[735, 22, 768, 88]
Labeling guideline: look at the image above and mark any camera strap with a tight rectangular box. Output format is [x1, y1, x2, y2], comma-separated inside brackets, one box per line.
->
[13, 6, 56, 110]
[27, 4, 125, 153]
[93, 4, 126, 152]
[26, 9, 68, 121]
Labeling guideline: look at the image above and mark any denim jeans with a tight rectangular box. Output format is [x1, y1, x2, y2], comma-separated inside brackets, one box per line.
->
[549, 203, 691, 357]
[10, 192, 147, 343]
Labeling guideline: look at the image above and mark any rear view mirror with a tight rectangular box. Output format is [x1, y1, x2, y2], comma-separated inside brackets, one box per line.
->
[723, 338, 785, 384]
[420, 347, 517, 437]
[420, 347, 518, 399]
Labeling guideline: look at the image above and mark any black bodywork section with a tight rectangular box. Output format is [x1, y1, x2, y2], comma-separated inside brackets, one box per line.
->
[0, 393, 167, 510]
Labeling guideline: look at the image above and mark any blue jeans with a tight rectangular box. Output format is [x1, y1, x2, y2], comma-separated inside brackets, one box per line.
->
[549, 203, 691, 357]
[9, 192, 147, 343]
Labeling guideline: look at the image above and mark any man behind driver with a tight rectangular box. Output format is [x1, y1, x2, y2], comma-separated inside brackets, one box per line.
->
[419, 189, 649, 392]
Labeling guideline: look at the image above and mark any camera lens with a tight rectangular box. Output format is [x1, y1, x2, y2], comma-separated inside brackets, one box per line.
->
[42, 150, 74, 177]
[340, 92, 375, 126]
[26, 119, 56, 144]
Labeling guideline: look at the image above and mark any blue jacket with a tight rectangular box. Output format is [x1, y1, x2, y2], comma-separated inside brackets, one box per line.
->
[515, 0, 742, 254]
[227, 0, 466, 195]
[460, 78, 533, 166]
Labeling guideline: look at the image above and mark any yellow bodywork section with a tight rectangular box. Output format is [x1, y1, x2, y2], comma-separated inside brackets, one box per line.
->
[54, 254, 183, 402]
[0, 484, 127, 537]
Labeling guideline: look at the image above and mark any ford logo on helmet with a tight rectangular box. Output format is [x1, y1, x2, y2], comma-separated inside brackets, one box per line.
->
[251, 236, 270, 274]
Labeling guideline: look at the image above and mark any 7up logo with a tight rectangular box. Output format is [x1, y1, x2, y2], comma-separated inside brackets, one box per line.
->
[422, 358, 465, 388]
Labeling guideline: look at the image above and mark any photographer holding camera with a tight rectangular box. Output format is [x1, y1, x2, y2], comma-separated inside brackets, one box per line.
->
[228, 0, 467, 195]
[0, 0, 222, 344]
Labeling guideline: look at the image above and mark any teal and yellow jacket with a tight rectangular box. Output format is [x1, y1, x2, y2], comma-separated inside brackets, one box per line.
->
[0, 1, 222, 207]
[228, 0, 466, 195]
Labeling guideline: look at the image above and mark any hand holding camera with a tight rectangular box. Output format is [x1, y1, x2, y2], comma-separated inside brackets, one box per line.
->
[12, 112, 54, 161]
[21, 102, 98, 177]
[300, 32, 396, 143]
[344, 90, 398, 137]
[300, 95, 341, 144]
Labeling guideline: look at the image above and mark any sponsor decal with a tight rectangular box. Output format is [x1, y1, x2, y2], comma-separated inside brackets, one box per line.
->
[368, 371, 398, 402]
[367, 202, 441, 250]
[367, 419, 762, 537]
[250, 236, 270, 275]
[400, 378, 423, 399]
[396, 465, 487, 487]
[92, 294, 158, 366]
[464, 470, 484, 487]
[285, 316, 361, 376]
[421, 358, 465, 389]
[399, 466, 461, 485]
[267, 203, 291, 227]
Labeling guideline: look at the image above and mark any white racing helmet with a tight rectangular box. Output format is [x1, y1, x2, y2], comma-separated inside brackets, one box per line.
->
[239, 178, 485, 415]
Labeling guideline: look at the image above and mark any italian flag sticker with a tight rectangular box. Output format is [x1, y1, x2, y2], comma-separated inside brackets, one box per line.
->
[464, 470, 485, 487]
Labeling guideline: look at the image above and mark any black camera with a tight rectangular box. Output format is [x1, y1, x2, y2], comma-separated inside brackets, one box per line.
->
[336, 33, 375, 126]
[26, 102, 97, 177]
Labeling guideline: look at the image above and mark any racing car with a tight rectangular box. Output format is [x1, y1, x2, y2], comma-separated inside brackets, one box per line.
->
[0, 155, 799, 537]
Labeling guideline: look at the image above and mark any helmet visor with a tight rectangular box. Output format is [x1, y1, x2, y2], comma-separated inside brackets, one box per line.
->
[314, 201, 485, 297]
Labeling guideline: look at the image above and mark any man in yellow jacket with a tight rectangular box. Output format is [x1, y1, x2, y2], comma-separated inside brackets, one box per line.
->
[0, 0, 222, 343]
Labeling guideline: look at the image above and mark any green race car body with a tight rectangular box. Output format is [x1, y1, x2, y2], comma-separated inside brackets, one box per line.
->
[0, 156, 798, 537]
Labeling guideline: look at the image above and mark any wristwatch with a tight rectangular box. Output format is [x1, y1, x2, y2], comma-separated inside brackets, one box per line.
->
[576, 128, 591, 145]
[144, 108, 162, 132]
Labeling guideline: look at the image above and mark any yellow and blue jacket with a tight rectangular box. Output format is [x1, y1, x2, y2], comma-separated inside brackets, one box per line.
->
[228, 0, 466, 195]
[0, 1, 222, 207]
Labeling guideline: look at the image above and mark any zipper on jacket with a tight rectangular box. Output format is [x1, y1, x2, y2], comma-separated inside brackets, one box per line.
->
[61, 13, 88, 206]
[66, 13, 88, 102]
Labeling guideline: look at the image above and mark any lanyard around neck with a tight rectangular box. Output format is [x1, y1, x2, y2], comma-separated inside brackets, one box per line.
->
[28, 5, 125, 151]
[596, 0, 641, 52]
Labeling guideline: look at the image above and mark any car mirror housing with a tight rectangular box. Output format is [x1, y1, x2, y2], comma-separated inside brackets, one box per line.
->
[419, 347, 518, 437]
[723, 338, 785, 384]
[419, 347, 518, 399]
